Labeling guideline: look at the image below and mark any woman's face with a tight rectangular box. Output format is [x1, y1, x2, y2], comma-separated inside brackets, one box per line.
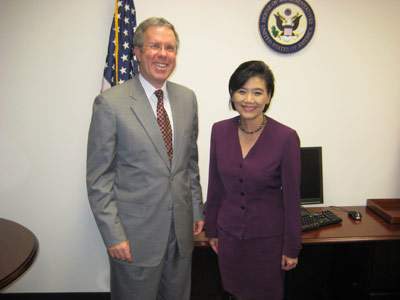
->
[232, 76, 271, 121]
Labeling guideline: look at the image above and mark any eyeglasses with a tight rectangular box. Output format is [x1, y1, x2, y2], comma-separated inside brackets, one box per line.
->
[143, 43, 177, 54]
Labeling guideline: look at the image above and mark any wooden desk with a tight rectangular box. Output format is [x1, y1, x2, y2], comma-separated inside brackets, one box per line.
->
[0, 218, 39, 289]
[192, 206, 400, 300]
[194, 206, 400, 246]
[302, 206, 400, 243]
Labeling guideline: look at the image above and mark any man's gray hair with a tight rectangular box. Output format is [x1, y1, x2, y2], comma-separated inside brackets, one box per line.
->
[133, 17, 180, 50]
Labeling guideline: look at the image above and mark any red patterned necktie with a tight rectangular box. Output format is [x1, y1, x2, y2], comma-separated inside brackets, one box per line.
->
[155, 89, 173, 161]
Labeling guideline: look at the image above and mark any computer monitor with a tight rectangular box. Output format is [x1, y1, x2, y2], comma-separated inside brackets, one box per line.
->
[300, 146, 323, 205]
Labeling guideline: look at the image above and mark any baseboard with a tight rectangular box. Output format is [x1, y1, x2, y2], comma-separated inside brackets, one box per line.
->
[0, 292, 229, 300]
[0, 293, 110, 300]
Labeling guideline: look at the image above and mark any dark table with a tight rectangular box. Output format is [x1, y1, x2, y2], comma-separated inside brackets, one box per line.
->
[0, 218, 38, 289]
[192, 206, 400, 300]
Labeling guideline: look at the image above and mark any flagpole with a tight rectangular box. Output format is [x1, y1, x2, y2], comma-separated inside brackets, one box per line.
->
[114, 0, 119, 83]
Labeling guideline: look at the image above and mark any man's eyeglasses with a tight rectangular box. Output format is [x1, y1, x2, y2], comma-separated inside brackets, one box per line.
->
[144, 43, 177, 54]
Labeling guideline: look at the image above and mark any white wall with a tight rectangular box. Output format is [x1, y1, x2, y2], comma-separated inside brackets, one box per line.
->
[1, 0, 399, 293]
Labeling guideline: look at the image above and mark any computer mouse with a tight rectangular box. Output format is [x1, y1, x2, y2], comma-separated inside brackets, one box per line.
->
[348, 210, 362, 221]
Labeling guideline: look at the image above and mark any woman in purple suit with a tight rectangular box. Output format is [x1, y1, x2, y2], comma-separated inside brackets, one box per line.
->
[205, 61, 302, 300]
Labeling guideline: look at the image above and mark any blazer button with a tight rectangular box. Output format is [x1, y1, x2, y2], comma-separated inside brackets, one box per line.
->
[240, 192, 245, 196]
[239, 178, 243, 183]
[240, 206, 245, 210]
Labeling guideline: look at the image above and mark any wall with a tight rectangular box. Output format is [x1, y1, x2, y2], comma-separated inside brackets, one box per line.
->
[1, 0, 399, 292]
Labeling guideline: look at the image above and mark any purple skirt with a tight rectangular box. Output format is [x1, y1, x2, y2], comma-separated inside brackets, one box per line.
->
[218, 229, 284, 300]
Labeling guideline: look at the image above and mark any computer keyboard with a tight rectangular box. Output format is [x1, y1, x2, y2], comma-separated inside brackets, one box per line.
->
[301, 207, 343, 232]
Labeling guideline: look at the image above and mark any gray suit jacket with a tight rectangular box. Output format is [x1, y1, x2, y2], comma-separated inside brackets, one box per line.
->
[87, 77, 203, 267]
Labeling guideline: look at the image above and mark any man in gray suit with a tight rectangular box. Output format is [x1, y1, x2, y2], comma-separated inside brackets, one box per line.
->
[87, 17, 204, 300]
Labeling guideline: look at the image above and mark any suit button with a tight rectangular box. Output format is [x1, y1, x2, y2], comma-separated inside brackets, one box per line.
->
[239, 178, 243, 183]
[239, 164, 243, 168]
[240, 192, 245, 196]
[240, 206, 245, 210]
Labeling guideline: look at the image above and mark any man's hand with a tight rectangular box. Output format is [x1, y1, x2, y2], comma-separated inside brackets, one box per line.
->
[209, 238, 219, 254]
[107, 240, 133, 263]
[193, 220, 205, 235]
[281, 255, 298, 271]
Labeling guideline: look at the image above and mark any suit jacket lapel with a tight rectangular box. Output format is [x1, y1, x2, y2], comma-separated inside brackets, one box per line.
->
[167, 82, 184, 173]
[129, 77, 171, 170]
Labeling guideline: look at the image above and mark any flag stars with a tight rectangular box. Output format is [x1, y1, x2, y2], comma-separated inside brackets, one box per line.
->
[119, 79, 125, 84]
[124, 17, 129, 24]
[125, 4, 130, 11]
[117, 1, 122, 7]
[120, 67, 127, 74]
[123, 41, 129, 49]
[121, 54, 128, 62]
[123, 29, 128, 36]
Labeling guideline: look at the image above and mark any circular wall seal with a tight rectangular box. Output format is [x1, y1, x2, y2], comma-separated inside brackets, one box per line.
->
[259, 0, 315, 54]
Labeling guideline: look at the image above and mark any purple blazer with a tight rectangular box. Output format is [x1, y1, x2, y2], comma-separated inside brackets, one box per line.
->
[205, 116, 302, 258]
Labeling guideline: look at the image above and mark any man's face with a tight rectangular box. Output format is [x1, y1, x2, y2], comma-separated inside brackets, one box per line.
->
[134, 26, 177, 88]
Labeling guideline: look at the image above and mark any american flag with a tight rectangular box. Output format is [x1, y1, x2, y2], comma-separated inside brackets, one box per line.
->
[102, 0, 138, 91]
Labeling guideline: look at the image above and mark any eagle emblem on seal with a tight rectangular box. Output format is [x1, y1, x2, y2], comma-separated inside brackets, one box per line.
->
[272, 10, 302, 38]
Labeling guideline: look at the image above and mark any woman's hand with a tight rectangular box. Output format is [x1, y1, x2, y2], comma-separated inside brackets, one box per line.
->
[281, 255, 298, 271]
[209, 238, 219, 254]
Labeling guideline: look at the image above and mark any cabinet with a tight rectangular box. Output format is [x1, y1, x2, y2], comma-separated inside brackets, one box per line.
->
[285, 241, 400, 300]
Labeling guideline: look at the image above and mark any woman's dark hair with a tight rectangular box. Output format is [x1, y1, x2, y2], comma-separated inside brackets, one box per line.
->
[229, 60, 275, 112]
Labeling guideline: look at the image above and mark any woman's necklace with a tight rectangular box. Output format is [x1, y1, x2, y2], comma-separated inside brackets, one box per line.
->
[238, 115, 267, 134]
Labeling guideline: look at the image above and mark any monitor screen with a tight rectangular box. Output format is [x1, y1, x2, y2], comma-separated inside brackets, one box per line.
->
[300, 146, 323, 205]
